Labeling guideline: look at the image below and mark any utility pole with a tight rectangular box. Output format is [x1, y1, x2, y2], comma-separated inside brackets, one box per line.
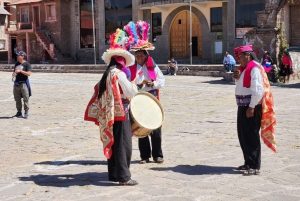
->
[92, 0, 96, 65]
[190, 0, 192, 65]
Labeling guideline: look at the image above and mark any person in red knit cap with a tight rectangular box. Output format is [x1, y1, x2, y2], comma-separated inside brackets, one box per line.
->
[233, 45, 276, 176]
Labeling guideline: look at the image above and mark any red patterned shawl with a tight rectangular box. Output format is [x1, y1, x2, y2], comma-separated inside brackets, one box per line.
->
[238, 61, 277, 152]
[84, 70, 125, 159]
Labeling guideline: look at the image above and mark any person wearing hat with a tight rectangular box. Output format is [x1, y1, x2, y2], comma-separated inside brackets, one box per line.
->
[131, 49, 165, 164]
[84, 29, 139, 186]
[125, 21, 165, 164]
[12, 51, 32, 118]
[233, 45, 276, 176]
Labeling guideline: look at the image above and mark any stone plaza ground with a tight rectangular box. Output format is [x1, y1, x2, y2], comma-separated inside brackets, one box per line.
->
[0, 72, 300, 201]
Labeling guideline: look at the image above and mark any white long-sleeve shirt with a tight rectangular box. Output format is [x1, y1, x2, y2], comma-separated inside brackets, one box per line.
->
[112, 68, 138, 98]
[235, 66, 264, 108]
[133, 64, 165, 92]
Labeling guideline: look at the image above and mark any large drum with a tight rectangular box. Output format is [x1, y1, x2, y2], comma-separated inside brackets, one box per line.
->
[130, 92, 165, 138]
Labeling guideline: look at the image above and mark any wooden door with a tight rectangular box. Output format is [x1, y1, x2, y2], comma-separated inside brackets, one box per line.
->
[170, 11, 202, 58]
[32, 6, 40, 28]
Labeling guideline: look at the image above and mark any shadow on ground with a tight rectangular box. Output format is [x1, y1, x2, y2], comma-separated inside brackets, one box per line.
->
[199, 79, 234, 85]
[34, 160, 107, 166]
[0, 116, 13, 119]
[19, 172, 116, 187]
[273, 82, 300, 88]
[150, 165, 241, 175]
[201, 79, 300, 88]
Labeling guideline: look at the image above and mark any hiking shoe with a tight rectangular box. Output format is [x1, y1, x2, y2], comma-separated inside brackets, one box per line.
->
[13, 112, 23, 118]
[24, 112, 29, 119]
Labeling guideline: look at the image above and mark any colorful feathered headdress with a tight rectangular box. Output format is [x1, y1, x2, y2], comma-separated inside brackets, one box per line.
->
[101, 28, 135, 66]
[123, 21, 155, 51]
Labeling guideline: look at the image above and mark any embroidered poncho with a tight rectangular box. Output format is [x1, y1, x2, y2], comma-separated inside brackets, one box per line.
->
[84, 70, 125, 159]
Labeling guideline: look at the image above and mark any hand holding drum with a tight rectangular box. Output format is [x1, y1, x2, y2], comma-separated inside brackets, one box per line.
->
[141, 80, 153, 87]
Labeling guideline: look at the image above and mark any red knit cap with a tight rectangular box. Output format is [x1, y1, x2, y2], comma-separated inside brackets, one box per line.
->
[234, 45, 253, 61]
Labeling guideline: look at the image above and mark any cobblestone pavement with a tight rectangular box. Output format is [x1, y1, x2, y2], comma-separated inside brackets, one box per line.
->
[0, 72, 300, 201]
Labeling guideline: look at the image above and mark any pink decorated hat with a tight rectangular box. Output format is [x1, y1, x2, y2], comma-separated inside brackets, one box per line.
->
[123, 21, 155, 51]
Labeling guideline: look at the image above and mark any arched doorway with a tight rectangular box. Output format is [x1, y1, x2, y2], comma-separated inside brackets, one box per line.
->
[170, 10, 202, 58]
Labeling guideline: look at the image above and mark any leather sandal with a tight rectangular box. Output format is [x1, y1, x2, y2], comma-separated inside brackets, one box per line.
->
[119, 180, 138, 186]
[243, 169, 260, 176]
[139, 159, 150, 164]
[236, 165, 249, 171]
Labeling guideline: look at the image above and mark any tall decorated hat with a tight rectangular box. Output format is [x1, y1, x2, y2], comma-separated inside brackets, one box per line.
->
[101, 29, 135, 67]
[123, 21, 155, 51]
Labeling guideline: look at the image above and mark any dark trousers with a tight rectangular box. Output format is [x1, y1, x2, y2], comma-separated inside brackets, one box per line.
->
[107, 111, 132, 182]
[138, 127, 163, 160]
[237, 105, 262, 169]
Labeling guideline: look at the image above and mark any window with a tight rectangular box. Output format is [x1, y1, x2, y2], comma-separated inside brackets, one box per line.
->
[20, 7, 29, 23]
[105, 0, 132, 45]
[152, 12, 162, 42]
[80, 0, 96, 48]
[235, 0, 265, 38]
[45, 3, 56, 21]
[211, 7, 222, 32]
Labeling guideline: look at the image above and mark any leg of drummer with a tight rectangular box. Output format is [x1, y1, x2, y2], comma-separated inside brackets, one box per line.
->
[138, 137, 151, 163]
[151, 127, 163, 163]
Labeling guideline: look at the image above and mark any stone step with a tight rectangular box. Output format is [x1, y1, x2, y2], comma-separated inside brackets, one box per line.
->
[0, 68, 106, 74]
[0, 64, 226, 71]
[0, 64, 230, 78]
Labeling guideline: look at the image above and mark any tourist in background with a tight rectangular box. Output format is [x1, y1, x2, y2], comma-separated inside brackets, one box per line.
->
[223, 51, 236, 72]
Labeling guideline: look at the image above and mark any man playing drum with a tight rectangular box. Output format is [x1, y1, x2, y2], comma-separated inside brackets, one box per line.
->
[125, 21, 166, 164]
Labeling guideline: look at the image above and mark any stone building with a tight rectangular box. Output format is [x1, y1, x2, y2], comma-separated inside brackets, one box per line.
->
[4, 0, 300, 65]
[0, 0, 12, 61]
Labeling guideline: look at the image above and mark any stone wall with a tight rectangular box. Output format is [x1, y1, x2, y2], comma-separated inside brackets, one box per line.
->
[71, 0, 101, 63]
[60, 0, 72, 55]
[244, 28, 279, 64]
[290, 4, 300, 46]
[16, 33, 44, 64]
[243, 0, 284, 64]
[38, 1, 63, 54]
[289, 51, 300, 79]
